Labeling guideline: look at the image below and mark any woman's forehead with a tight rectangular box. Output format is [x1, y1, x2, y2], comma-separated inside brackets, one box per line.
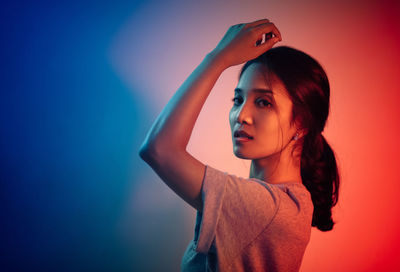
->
[237, 63, 290, 100]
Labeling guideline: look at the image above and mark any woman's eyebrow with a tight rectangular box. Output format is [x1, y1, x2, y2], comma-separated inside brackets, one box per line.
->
[234, 88, 274, 94]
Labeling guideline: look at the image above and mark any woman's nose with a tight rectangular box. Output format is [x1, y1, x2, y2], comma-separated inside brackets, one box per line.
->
[236, 103, 253, 125]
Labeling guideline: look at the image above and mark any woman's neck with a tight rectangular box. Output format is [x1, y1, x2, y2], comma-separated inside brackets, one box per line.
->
[249, 152, 302, 185]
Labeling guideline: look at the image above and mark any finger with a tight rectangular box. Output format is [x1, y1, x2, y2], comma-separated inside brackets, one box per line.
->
[262, 23, 281, 41]
[253, 22, 282, 41]
[245, 18, 270, 28]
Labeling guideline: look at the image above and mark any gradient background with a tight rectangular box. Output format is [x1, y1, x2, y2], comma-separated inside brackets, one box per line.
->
[2, 0, 400, 271]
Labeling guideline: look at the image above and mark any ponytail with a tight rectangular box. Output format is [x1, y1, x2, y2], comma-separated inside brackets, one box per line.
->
[301, 133, 340, 231]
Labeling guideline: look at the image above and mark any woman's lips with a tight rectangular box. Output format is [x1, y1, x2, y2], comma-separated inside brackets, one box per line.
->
[234, 130, 254, 143]
[234, 136, 253, 143]
[234, 130, 253, 139]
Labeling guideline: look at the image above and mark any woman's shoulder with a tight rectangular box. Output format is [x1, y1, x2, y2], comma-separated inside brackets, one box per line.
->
[204, 164, 313, 214]
[207, 165, 310, 200]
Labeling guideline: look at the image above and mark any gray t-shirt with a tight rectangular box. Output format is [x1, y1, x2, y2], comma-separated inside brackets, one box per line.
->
[181, 164, 314, 272]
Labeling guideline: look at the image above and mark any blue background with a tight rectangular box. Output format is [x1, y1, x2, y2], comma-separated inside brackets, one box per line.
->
[1, 1, 156, 271]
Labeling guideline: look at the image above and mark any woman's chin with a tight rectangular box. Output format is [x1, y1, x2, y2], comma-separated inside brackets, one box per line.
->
[233, 150, 252, 159]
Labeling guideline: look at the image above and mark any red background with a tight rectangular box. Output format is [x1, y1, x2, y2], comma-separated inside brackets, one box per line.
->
[113, 1, 400, 270]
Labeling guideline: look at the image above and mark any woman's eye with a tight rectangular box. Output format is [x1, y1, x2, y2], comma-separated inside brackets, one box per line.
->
[257, 99, 271, 107]
[231, 97, 242, 105]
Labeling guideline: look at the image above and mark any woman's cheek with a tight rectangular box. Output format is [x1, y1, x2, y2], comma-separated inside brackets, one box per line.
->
[229, 109, 237, 127]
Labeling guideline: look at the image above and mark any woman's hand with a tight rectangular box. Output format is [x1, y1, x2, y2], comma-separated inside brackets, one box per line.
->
[210, 19, 282, 69]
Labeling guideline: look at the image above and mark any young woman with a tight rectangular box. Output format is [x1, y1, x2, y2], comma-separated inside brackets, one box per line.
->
[139, 19, 340, 272]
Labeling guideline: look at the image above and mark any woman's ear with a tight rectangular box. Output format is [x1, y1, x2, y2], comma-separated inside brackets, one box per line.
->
[293, 119, 307, 139]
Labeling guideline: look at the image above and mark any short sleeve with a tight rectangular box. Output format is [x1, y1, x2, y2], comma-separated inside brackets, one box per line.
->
[194, 164, 281, 260]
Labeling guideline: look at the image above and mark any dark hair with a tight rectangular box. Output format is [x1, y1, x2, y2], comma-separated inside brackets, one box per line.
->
[239, 46, 340, 231]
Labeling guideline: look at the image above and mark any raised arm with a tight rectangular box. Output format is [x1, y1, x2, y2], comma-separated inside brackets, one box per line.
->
[139, 19, 282, 211]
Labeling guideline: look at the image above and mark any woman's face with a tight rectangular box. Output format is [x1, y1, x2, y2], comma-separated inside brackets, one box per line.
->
[229, 63, 298, 159]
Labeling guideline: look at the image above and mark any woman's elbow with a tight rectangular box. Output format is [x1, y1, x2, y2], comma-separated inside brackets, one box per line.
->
[139, 142, 156, 163]
[138, 142, 168, 165]
[139, 140, 185, 165]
